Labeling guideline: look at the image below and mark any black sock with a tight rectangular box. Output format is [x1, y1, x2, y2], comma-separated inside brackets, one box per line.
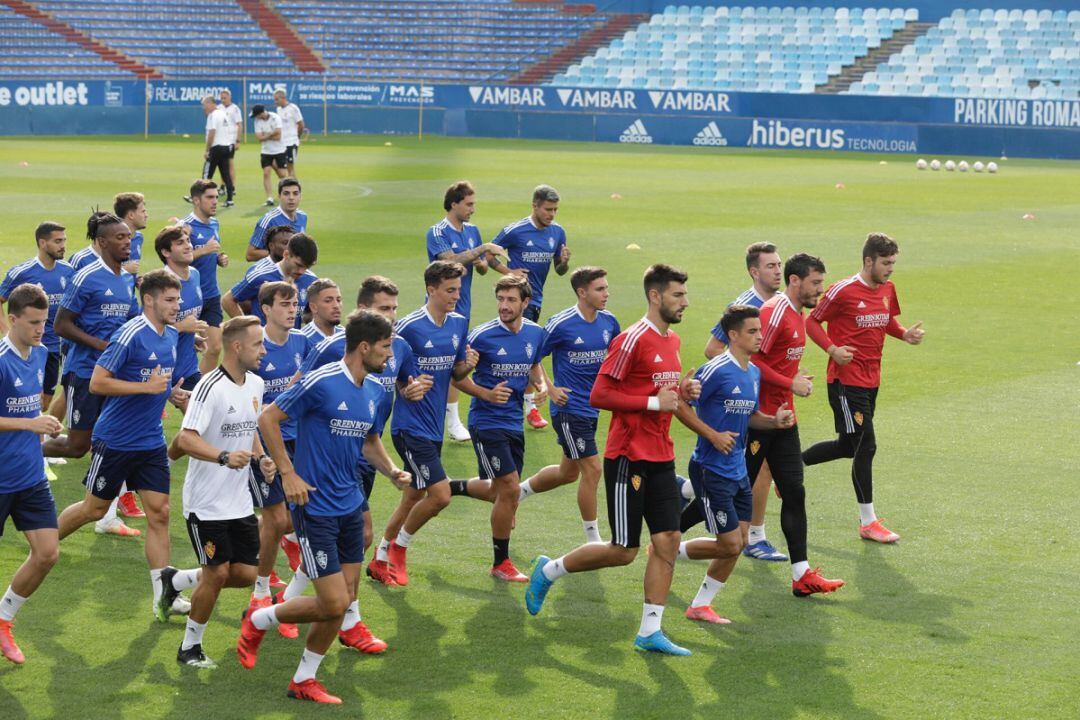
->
[449, 480, 469, 497]
[493, 537, 509, 566]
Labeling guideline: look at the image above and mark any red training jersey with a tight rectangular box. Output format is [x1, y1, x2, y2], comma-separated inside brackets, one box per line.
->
[755, 293, 805, 421]
[810, 274, 900, 388]
[596, 319, 682, 462]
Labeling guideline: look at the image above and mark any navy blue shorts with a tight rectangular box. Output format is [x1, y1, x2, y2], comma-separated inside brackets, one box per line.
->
[179, 372, 202, 392]
[201, 296, 224, 328]
[552, 412, 598, 460]
[44, 351, 61, 396]
[63, 373, 105, 431]
[470, 427, 525, 480]
[84, 442, 170, 500]
[357, 464, 375, 512]
[689, 464, 752, 535]
[248, 438, 293, 508]
[0, 481, 58, 537]
[523, 305, 542, 323]
[391, 433, 447, 489]
[289, 504, 365, 579]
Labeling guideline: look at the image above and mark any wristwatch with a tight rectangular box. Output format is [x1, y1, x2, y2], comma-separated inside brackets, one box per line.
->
[217, 451, 230, 466]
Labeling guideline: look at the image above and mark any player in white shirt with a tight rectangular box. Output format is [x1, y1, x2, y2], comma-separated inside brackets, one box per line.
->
[200, 95, 235, 207]
[168, 316, 276, 668]
[218, 90, 243, 196]
[273, 90, 304, 177]
[251, 104, 289, 207]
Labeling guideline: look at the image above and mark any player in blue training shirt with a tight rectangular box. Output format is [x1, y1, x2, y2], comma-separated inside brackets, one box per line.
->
[241, 311, 411, 704]
[246, 177, 308, 262]
[56, 270, 201, 623]
[701, 242, 787, 563]
[490, 184, 571, 429]
[299, 278, 342, 357]
[670, 305, 796, 625]
[114, 191, 148, 276]
[182, 179, 230, 376]
[452, 274, 548, 582]
[0, 285, 64, 665]
[223, 232, 318, 329]
[155, 225, 207, 395]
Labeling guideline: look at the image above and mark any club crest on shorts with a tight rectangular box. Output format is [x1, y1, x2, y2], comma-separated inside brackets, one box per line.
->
[316, 550, 328, 569]
[715, 510, 728, 527]
[630, 474, 642, 491]
[420, 464, 430, 480]
[576, 437, 586, 453]
[261, 483, 270, 498]
[854, 411, 864, 426]
[204, 541, 216, 559]
[491, 455, 501, 473]
[95, 476, 106, 492]
[73, 409, 81, 425]
[750, 440, 761, 455]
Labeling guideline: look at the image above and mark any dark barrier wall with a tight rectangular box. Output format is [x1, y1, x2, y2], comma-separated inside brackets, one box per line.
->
[1, 78, 1077, 159]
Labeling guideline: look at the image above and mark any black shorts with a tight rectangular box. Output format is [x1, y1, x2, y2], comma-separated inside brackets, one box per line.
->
[827, 381, 878, 435]
[552, 412, 598, 460]
[523, 305, 541, 323]
[392, 432, 447, 489]
[186, 513, 259, 567]
[470, 427, 525, 480]
[285, 145, 298, 164]
[63, 372, 106, 431]
[745, 424, 804, 489]
[0, 481, 57, 537]
[84, 442, 170, 499]
[43, 351, 61, 396]
[604, 456, 680, 548]
[261, 152, 287, 169]
[201, 296, 224, 328]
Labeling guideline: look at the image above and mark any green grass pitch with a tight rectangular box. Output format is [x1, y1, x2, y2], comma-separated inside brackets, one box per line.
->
[0, 134, 1077, 719]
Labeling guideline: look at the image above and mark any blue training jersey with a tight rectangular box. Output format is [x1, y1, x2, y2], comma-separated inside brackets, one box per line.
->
[391, 307, 468, 441]
[358, 335, 414, 476]
[300, 321, 342, 358]
[68, 245, 99, 271]
[540, 305, 620, 419]
[426, 219, 481, 322]
[275, 361, 383, 517]
[710, 287, 767, 346]
[466, 318, 547, 432]
[60, 259, 138, 379]
[257, 328, 307, 442]
[182, 213, 222, 300]
[492, 217, 567, 310]
[229, 259, 317, 328]
[248, 207, 307, 250]
[130, 230, 144, 264]
[168, 266, 203, 382]
[0, 339, 47, 492]
[0, 258, 75, 353]
[93, 315, 178, 451]
[690, 351, 761, 480]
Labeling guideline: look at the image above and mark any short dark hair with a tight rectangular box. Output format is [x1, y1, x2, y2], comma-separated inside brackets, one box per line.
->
[35, 221, 65, 243]
[532, 184, 559, 205]
[345, 309, 392, 353]
[784, 253, 827, 285]
[745, 242, 778, 270]
[570, 266, 607, 294]
[258, 281, 296, 312]
[139, 268, 182, 302]
[189, 179, 217, 199]
[720, 303, 760, 336]
[424, 260, 464, 290]
[306, 278, 339, 307]
[285, 232, 318, 267]
[222, 315, 261, 345]
[495, 274, 531, 301]
[154, 225, 186, 264]
[278, 177, 301, 195]
[262, 224, 294, 251]
[86, 211, 124, 241]
[443, 180, 475, 211]
[863, 232, 899, 260]
[356, 276, 398, 307]
[113, 192, 145, 219]
[643, 263, 688, 300]
[7, 283, 49, 316]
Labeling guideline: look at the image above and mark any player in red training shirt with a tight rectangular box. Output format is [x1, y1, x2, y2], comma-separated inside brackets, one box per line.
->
[802, 234, 925, 543]
[523, 264, 701, 656]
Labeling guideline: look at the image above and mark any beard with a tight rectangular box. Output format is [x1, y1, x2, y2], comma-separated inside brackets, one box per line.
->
[659, 305, 683, 324]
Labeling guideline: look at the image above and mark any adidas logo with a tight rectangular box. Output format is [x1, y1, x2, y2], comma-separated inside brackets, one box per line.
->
[424, 340, 434, 349]
[148, 352, 157, 360]
[574, 337, 584, 345]
[857, 301, 867, 309]
[337, 401, 348, 411]
[619, 119, 653, 144]
[653, 354, 663, 362]
[13, 377, 22, 387]
[732, 386, 742, 395]
[526, 240, 534, 247]
[793, 330, 799, 338]
[266, 362, 276, 371]
[693, 121, 728, 146]
[227, 405, 236, 414]
[104, 288, 114, 296]
[497, 347, 507, 356]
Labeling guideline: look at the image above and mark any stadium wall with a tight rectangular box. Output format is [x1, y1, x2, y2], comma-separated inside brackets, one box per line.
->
[0, 78, 1078, 159]
[601, 2, 1080, 23]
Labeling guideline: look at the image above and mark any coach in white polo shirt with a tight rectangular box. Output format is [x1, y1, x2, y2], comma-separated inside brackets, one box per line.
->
[200, 95, 236, 206]
[219, 90, 243, 194]
[251, 104, 289, 207]
[273, 90, 304, 177]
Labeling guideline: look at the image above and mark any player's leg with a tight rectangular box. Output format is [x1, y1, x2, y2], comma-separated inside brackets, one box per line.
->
[0, 484, 59, 665]
[41, 375, 95, 458]
[444, 384, 470, 441]
[801, 380, 858, 467]
[488, 431, 528, 580]
[678, 458, 707, 532]
[576, 455, 603, 541]
[217, 147, 235, 204]
[57, 441, 128, 536]
[744, 460, 786, 561]
[360, 468, 375, 553]
[372, 488, 419, 585]
[337, 562, 386, 654]
[261, 160, 274, 204]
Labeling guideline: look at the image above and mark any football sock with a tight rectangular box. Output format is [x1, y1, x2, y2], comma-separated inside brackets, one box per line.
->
[493, 537, 510, 566]
[375, 539, 391, 563]
[0, 587, 27, 622]
[171, 569, 200, 592]
[293, 649, 324, 684]
[691, 576, 724, 608]
[181, 618, 207, 651]
[638, 603, 664, 637]
[99, 496, 119, 525]
[449, 480, 470, 497]
[542, 557, 568, 582]
[395, 529, 412, 548]
[748, 525, 767, 544]
[150, 569, 164, 606]
[582, 520, 601, 543]
[445, 402, 460, 424]
[518, 479, 534, 501]
[524, 393, 536, 412]
[858, 503, 877, 525]
[792, 561, 811, 581]
[253, 576, 271, 599]
[250, 605, 279, 630]
[677, 542, 689, 560]
[680, 480, 695, 501]
[284, 533, 297, 543]
[340, 600, 361, 632]
[283, 569, 310, 601]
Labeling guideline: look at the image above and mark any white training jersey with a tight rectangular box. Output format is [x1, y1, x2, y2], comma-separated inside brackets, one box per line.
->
[219, 103, 242, 145]
[255, 113, 286, 155]
[205, 107, 232, 147]
[181, 367, 264, 520]
[277, 103, 304, 146]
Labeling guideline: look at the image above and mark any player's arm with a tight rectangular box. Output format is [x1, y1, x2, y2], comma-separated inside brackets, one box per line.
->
[361, 434, 410, 489]
[805, 314, 854, 364]
[886, 316, 924, 345]
[0, 296, 8, 336]
[204, 128, 215, 155]
[89, 363, 170, 397]
[221, 290, 244, 318]
[452, 343, 479, 380]
[0, 412, 62, 435]
[246, 246, 269, 262]
[191, 241, 220, 260]
[553, 242, 570, 276]
[529, 363, 548, 404]
[749, 403, 795, 430]
[54, 308, 108, 352]
[258, 401, 313, 504]
[435, 243, 503, 268]
[704, 336, 726, 359]
[590, 373, 679, 412]
[172, 428, 252, 468]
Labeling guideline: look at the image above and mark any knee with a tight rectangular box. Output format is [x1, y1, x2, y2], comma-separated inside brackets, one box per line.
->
[145, 502, 170, 526]
[232, 565, 257, 586]
[612, 546, 638, 566]
[202, 565, 230, 588]
[319, 593, 349, 619]
[33, 545, 60, 569]
[428, 487, 451, 511]
[83, 502, 108, 522]
[69, 436, 91, 458]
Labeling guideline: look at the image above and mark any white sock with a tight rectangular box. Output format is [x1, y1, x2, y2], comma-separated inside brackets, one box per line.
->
[691, 575, 724, 608]
[181, 618, 207, 650]
[395, 529, 412, 548]
[375, 538, 390, 563]
[171, 569, 200, 592]
[98, 497, 119, 525]
[792, 561, 811, 581]
[0, 587, 28, 622]
[250, 605, 279, 630]
[284, 532, 297, 543]
[748, 524, 766, 544]
[680, 480, 695, 501]
[150, 569, 163, 606]
[340, 600, 361, 631]
[677, 542, 689, 560]
[446, 402, 460, 425]
[582, 520, 601, 543]
[519, 479, 534, 501]
[542, 557, 569, 582]
[283, 569, 310, 601]
[858, 503, 877, 525]
[638, 603, 664, 637]
[293, 649, 324, 683]
[524, 393, 536, 411]
[253, 575, 271, 599]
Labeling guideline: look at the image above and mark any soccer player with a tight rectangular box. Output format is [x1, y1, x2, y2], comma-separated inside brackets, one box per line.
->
[257, 225, 293, 266]
[803, 233, 925, 543]
[113, 192, 148, 276]
[56, 270, 200, 621]
[524, 264, 700, 656]
[219, 90, 243, 193]
[246, 178, 308, 262]
[672, 305, 798, 624]
[369, 263, 473, 586]
[299, 278, 342, 356]
[223, 232, 318, 327]
[490, 185, 571, 429]
[0, 285, 63, 665]
[273, 90, 304, 177]
[181, 180, 231, 376]
[426, 180, 503, 441]
[169, 316, 274, 668]
[251, 104, 289, 207]
[702, 242, 787, 562]
[453, 274, 548, 581]
[156, 225, 208, 395]
[516, 266, 619, 543]
[199, 96, 235, 206]
[240, 310, 410, 705]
